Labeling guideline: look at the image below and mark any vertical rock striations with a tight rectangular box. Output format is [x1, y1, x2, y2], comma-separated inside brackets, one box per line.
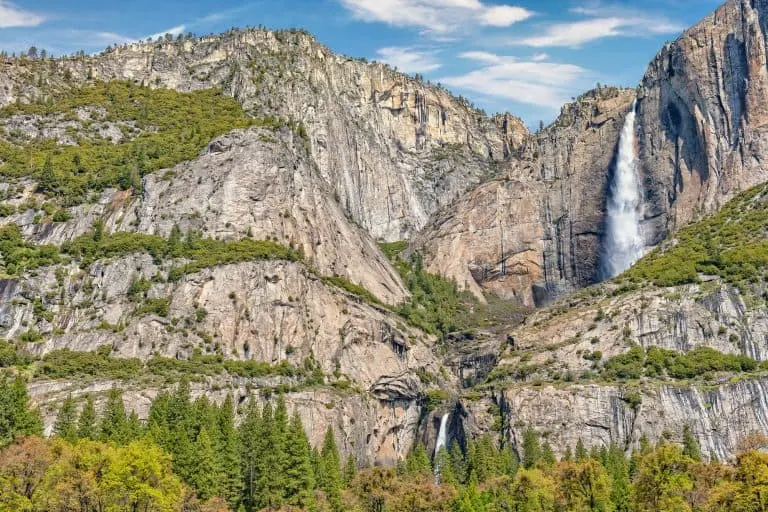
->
[414, 89, 636, 307]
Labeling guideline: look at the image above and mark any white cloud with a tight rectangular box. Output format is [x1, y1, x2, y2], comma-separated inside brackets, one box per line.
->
[440, 52, 588, 108]
[459, 51, 502, 64]
[339, 0, 533, 35]
[531, 52, 548, 61]
[376, 46, 441, 73]
[479, 5, 532, 27]
[514, 3, 684, 48]
[518, 17, 625, 47]
[147, 24, 186, 41]
[0, 1, 44, 28]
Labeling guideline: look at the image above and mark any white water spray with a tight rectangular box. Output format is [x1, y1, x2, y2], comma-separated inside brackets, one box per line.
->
[433, 413, 449, 484]
[601, 101, 644, 279]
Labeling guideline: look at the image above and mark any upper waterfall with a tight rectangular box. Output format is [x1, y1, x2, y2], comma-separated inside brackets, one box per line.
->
[600, 101, 645, 279]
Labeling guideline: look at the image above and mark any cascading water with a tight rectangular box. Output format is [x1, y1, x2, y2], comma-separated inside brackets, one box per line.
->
[600, 100, 645, 279]
[433, 413, 449, 484]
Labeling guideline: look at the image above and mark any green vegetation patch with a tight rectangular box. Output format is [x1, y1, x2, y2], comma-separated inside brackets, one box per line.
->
[380, 242, 524, 339]
[0, 81, 299, 206]
[602, 345, 761, 381]
[625, 183, 768, 287]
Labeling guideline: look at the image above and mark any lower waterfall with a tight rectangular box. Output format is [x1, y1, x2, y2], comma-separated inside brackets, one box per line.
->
[433, 413, 449, 484]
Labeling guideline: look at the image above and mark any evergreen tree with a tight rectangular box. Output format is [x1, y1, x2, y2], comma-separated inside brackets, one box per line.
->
[403, 442, 432, 478]
[238, 400, 262, 512]
[76, 395, 97, 440]
[575, 438, 588, 461]
[319, 426, 344, 512]
[0, 375, 42, 447]
[682, 425, 702, 461]
[190, 427, 221, 501]
[343, 453, 358, 487]
[435, 447, 456, 486]
[284, 411, 316, 508]
[100, 387, 128, 444]
[540, 442, 557, 468]
[522, 428, 542, 469]
[450, 442, 468, 484]
[53, 394, 78, 442]
[606, 444, 631, 512]
[563, 445, 573, 462]
[36, 155, 56, 193]
[125, 410, 143, 442]
[256, 399, 287, 509]
[217, 394, 242, 509]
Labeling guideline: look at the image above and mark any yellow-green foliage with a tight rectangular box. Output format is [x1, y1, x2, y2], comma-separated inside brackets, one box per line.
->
[625, 183, 768, 287]
[0, 81, 265, 205]
[602, 345, 761, 381]
[0, 224, 59, 276]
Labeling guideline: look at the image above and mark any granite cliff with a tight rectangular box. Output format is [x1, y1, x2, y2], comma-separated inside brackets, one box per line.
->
[5, 0, 768, 467]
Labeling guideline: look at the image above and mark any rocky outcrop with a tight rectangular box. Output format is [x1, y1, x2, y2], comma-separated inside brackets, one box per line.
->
[0, 31, 527, 241]
[28, 379, 422, 466]
[415, 89, 635, 307]
[636, 0, 768, 243]
[4, 128, 408, 305]
[463, 377, 768, 462]
[499, 279, 768, 378]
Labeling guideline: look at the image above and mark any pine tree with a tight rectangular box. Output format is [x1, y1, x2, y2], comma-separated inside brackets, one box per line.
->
[53, 394, 78, 442]
[0, 375, 42, 447]
[36, 155, 56, 193]
[606, 444, 631, 512]
[435, 447, 456, 486]
[540, 442, 557, 468]
[284, 411, 316, 508]
[682, 425, 702, 461]
[125, 410, 142, 442]
[238, 400, 262, 512]
[217, 394, 242, 509]
[256, 399, 287, 509]
[190, 427, 221, 500]
[563, 445, 573, 462]
[100, 387, 128, 444]
[77, 395, 97, 439]
[450, 442, 468, 484]
[575, 438, 588, 461]
[404, 442, 432, 478]
[343, 453, 358, 487]
[319, 426, 344, 512]
[522, 428, 541, 469]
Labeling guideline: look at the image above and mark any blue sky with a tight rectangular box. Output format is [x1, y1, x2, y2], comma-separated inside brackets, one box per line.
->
[0, 0, 723, 125]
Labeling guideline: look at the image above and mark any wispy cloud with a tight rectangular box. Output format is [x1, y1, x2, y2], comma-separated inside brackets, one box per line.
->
[0, 0, 44, 28]
[147, 24, 186, 41]
[441, 52, 589, 108]
[339, 0, 533, 35]
[514, 3, 683, 47]
[376, 46, 442, 73]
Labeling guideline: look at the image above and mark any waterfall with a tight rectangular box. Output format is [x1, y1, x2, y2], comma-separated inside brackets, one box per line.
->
[600, 101, 644, 279]
[433, 413, 449, 484]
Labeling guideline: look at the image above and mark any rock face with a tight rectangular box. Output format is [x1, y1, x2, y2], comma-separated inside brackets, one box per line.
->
[0, 31, 527, 241]
[463, 377, 768, 463]
[636, 0, 768, 243]
[415, 89, 636, 307]
[28, 379, 422, 466]
[6, 128, 408, 305]
[0, 126, 451, 463]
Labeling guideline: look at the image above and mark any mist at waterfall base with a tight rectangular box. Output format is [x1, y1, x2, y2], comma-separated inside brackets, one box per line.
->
[433, 413, 449, 484]
[600, 102, 645, 280]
